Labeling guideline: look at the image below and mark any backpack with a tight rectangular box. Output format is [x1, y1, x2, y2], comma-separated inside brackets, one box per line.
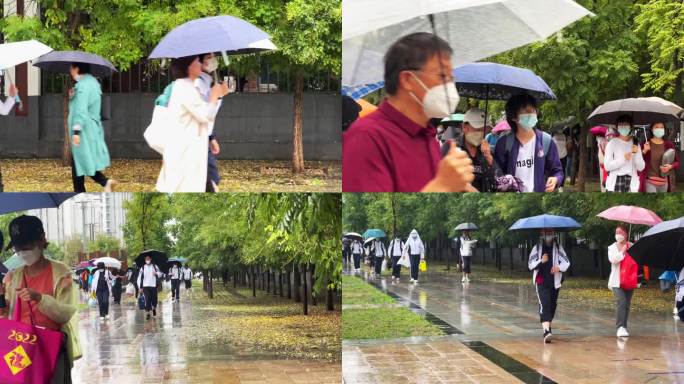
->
[620, 244, 638, 291]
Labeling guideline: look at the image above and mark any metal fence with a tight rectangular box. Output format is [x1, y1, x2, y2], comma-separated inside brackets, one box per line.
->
[41, 58, 340, 95]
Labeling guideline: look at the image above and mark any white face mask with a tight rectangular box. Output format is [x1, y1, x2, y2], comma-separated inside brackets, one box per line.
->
[652, 128, 665, 138]
[543, 235, 554, 244]
[615, 234, 625, 243]
[145, 260, 151, 265]
[465, 131, 484, 146]
[408, 72, 460, 119]
[204, 57, 219, 73]
[411, 234, 418, 239]
[17, 247, 41, 266]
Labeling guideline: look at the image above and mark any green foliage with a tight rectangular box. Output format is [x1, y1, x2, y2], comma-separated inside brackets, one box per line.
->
[122, 193, 173, 261]
[62, 235, 84, 267]
[87, 233, 121, 254]
[0, 211, 24, 260]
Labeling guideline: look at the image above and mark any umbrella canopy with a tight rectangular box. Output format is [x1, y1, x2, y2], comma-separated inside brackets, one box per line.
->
[76, 260, 94, 269]
[356, 99, 378, 118]
[452, 62, 556, 101]
[596, 206, 662, 227]
[0, 193, 77, 215]
[341, 81, 384, 100]
[149, 15, 276, 59]
[364, 237, 376, 246]
[93, 257, 122, 269]
[363, 229, 386, 239]
[590, 125, 608, 137]
[33, 51, 117, 77]
[0, 40, 53, 70]
[343, 232, 364, 241]
[342, 0, 593, 87]
[588, 97, 684, 126]
[509, 214, 581, 231]
[168, 257, 187, 267]
[454, 223, 479, 231]
[492, 120, 511, 133]
[629, 217, 684, 270]
[74, 267, 91, 275]
[134, 250, 169, 273]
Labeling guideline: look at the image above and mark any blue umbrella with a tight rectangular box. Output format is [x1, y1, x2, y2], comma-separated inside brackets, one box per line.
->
[149, 15, 276, 59]
[0, 193, 77, 215]
[509, 214, 581, 231]
[33, 51, 117, 77]
[341, 81, 385, 100]
[453, 62, 556, 101]
[363, 229, 386, 239]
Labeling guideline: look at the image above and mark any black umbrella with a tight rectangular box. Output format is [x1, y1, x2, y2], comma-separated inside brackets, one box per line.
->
[33, 51, 117, 77]
[629, 217, 684, 270]
[134, 250, 169, 273]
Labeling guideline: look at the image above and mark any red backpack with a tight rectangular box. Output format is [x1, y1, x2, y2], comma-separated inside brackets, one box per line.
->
[620, 243, 638, 290]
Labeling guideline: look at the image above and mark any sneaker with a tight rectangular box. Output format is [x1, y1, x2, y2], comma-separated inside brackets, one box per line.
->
[105, 315, 109, 320]
[413, 280, 418, 284]
[465, 276, 470, 283]
[409, 278, 415, 283]
[146, 313, 151, 320]
[617, 327, 629, 337]
[461, 276, 466, 283]
[100, 316, 105, 321]
[104, 179, 117, 192]
[543, 330, 552, 343]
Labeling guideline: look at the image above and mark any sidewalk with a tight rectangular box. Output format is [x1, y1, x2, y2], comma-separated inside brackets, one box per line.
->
[343, 266, 684, 384]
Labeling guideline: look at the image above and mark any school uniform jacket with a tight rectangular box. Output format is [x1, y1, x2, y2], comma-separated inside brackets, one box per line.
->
[528, 242, 570, 289]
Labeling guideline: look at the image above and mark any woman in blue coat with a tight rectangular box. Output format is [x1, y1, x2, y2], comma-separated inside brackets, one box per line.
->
[68, 62, 115, 192]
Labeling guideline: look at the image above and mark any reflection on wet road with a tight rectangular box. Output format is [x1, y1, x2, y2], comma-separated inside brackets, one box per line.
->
[72, 289, 340, 383]
[343, 266, 684, 384]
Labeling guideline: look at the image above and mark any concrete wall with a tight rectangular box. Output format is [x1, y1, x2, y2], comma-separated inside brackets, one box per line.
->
[0, 93, 341, 161]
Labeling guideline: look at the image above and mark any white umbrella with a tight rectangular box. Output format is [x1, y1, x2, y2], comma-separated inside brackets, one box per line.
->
[0, 40, 53, 70]
[342, 0, 593, 87]
[93, 257, 122, 269]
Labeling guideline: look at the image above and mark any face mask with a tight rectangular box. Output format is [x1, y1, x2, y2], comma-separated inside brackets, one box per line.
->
[204, 57, 219, 73]
[17, 247, 41, 267]
[411, 234, 418, 239]
[543, 235, 554, 243]
[465, 131, 484, 146]
[653, 128, 665, 138]
[615, 234, 625, 243]
[408, 72, 460, 119]
[617, 125, 631, 137]
[518, 114, 538, 130]
[145, 260, 151, 265]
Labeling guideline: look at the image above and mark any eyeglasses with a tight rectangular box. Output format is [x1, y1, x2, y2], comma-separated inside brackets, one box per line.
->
[408, 69, 455, 83]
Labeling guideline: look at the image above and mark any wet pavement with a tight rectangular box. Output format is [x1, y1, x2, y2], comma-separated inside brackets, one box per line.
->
[72, 289, 340, 383]
[343, 266, 684, 384]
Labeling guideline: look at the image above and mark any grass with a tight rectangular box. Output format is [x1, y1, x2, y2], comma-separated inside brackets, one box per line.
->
[2, 159, 341, 192]
[342, 275, 444, 340]
[431, 262, 677, 314]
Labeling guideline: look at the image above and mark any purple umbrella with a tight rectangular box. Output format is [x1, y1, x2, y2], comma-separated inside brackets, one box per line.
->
[76, 260, 94, 269]
[33, 51, 117, 77]
[149, 15, 276, 59]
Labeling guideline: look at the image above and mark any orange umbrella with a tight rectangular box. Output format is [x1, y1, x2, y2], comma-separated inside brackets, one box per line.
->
[356, 99, 377, 118]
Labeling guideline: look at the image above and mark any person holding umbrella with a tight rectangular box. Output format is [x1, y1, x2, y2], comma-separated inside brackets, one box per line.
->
[137, 254, 163, 320]
[493, 94, 564, 192]
[387, 234, 404, 282]
[528, 228, 570, 343]
[0, 215, 82, 383]
[458, 230, 477, 283]
[640, 122, 680, 193]
[607, 225, 637, 337]
[155, 55, 228, 192]
[404, 229, 425, 284]
[343, 32, 475, 192]
[603, 115, 645, 192]
[90, 262, 114, 321]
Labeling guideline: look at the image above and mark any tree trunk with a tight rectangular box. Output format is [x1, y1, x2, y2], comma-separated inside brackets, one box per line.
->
[310, 264, 317, 306]
[287, 270, 292, 299]
[302, 265, 308, 315]
[326, 280, 334, 311]
[292, 71, 305, 173]
[674, 49, 683, 107]
[575, 121, 588, 192]
[252, 266, 256, 297]
[208, 270, 213, 299]
[293, 264, 302, 302]
[267, 269, 271, 293]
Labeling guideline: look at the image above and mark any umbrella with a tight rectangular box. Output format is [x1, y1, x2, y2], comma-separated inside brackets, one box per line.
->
[168, 257, 187, 267]
[628, 217, 684, 270]
[492, 120, 511, 133]
[93, 257, 122, 269]
[134, 250, 169, 273]
[33, 51, 117, 77]
[509, 214, 581, 231]
[364, 237, 376, 246]
[356, 99, 378, 118]
[0, 40, 53, 70]
[149, 15, 276, 59]
[550, 116, 577, 134]
[0, 193, 77, 215]
[342, 0, 593, 87]
[341, 81, 385, 100]
[76, 260, 94, 269]
[590, 125, 608, 137]
[343, 232, 364, 241]
[363, 229, 386, 239]
[74, 267, 91, 275]
[454, 223, 479, 231]
[588, 97, 684, 126]
[596, 206, 662, 227]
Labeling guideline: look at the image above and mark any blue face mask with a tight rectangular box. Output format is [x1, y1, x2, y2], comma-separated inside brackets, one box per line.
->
[518, 113, 538, 130]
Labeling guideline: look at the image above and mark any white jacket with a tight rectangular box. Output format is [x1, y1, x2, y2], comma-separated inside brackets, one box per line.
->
[388, 239, 403, 257]
[528, 242, 570, 289]
[676, 267, 684, 303]
[90, 269, 113, 294]
[350, 240, 363, 254]
[137, 264, 162, 288]
[372, 240, 386, 257]
[403, 230, 425, 259]
[604, 139, 645, 192]
[607, 242, 629, 289]
[0, 97, 15, 115]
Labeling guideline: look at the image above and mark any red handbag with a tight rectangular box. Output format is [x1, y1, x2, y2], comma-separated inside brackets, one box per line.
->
[0, 273, 64, 384]
[620, 246, 638, 291]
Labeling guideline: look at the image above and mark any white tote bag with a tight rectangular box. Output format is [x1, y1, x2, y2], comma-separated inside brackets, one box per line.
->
[143, 104, 170, 155]
[398, 253, 411, 268]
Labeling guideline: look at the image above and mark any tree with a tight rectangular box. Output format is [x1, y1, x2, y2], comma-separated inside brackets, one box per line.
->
[63, 235, 84, 267]
[88, 233, 121, 255]
[122, 193, 172, 261]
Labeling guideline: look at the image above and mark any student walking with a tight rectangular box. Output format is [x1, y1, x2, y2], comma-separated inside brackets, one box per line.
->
[351, 239, 363, 271]
[169, 263, 181, 302]
[404, 229, 425, 284]
[137, 255, 162, 320]
[182, 265, 193, 293]
[388, 235, 404, 282]
[372, 238, 387, 276]
[608, 226, 637, 337]
[91, 262, 114, 320]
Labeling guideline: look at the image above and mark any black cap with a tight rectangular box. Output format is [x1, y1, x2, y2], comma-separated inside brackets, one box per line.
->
[7, 215, 45, 250]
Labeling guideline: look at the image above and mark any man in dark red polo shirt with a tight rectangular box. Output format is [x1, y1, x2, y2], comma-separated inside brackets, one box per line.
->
[343, 32, 474, 192]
